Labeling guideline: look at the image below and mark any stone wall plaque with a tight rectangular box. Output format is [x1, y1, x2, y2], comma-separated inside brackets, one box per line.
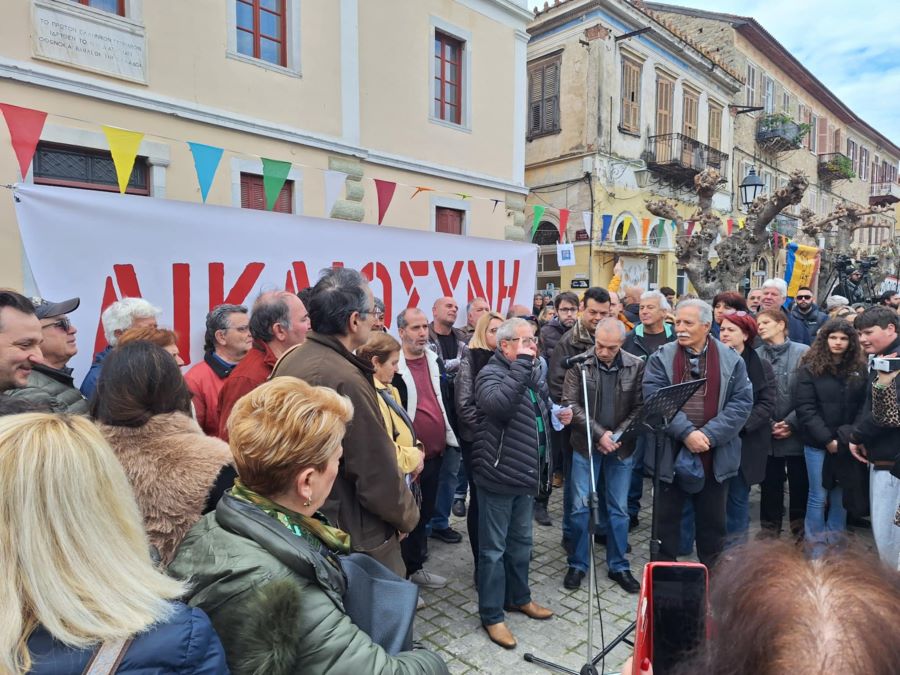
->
[31, 0, 147, 84]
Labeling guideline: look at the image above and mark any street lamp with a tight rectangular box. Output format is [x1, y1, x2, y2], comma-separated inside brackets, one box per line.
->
[739, 166, 764, 209]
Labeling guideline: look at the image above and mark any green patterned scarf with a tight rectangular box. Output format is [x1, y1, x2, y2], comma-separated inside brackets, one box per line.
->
[231, 479, 351, 555]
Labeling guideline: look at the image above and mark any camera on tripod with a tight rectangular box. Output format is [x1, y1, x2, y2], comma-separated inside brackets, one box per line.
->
[858, 256, 879, 273]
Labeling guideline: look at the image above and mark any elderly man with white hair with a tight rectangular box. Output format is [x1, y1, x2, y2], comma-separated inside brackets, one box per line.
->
[79, 297, 161, 397]
[759, 278, 814, 345]
[642, 299, 753, 567]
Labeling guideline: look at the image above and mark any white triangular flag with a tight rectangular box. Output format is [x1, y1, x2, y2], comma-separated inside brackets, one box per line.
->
[582, 211, 592, 236]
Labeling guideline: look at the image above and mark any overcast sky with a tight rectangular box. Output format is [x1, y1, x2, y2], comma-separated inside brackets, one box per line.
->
[649, 0, 900, 146]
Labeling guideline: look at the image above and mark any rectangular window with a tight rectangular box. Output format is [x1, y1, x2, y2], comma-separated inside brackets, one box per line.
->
[655, 75, 673, 135]
[782, 91, 793, 116]
[762, 75, 775, 114]
[745, 63, 759, 107]
[708, 102, 722, 150]
[527, 56, 561, 138]
[620, 58, 642, 134]
[78, 0, 125, 15]
[809, 113, 818, 152]
[33, 142, 149, 195]
[762, 170, 774, 196]
[240, 172, 293, 213]
[435, 207, 464, 235]
[832, 127, 841, 157]
[682, 89, 699, 139]
[434, 31, 464, 125]
[847, 139, 858, 174]
[817, 117, 829, 155]
[859, 147, 869, 181]
[235, 0, 287, 67]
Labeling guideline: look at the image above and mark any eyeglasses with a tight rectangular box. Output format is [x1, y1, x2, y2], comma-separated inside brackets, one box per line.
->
[41, 318, 71, 332]
[223, 324, 251, 333]
[557, 307, 578, 314]
[507, 336, 538, 346]
[795, 295, 813, 300]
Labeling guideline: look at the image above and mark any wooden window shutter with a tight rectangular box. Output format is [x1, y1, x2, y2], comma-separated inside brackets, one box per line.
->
[817, 117, 828, 155]
[656, 77, 672, 135]
[682, 90, 699, 139]
[544, 61, 559, 132]
[708, 104, 722, 150]
[528, 68, 543, 136]
[621, 59, 641, 133]
[240, 173, 293, 213]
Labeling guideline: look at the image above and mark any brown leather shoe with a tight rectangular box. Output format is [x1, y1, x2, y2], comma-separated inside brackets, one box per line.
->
[505, 601, 554, 620]
[484, 622, 517, 649]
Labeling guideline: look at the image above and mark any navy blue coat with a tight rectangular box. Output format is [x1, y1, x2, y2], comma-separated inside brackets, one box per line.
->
[27, 602, 229, 674]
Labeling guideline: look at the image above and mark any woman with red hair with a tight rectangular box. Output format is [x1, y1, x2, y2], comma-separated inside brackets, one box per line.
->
[718, 311, 776, 542]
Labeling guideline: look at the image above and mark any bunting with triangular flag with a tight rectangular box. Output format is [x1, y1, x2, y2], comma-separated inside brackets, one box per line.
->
[323, 170, 346, 216]
[186, 142, 224, 203]
[738, 218, 745, 229]
[0, 103, 47, 179]
[641, 218, 651, 244]
[373, 178, 397, 225]
[531, 205, 546, 239]
[455, 193, 471, 200]
[686, 221, 696, 237]
[260, 158, 292, 211]
[102, 125, 144, 194]
[491, 199, 502, 214]
[582, 210, 593, 236]
[726, 219, 734, 235]
[621, 216, 632, 241]
[410, 186, 434, 199]
[558, 209, 570, 243]
[600, 214, 613, 242]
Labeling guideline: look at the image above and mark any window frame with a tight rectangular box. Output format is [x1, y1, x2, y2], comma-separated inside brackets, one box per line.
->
[227, 0, 300, 76]
[434, 31, 464, 126]
[527, 53, 562, 139]
[681, 87, 700, 140]
[428, 17, 471, 131]
[708, 102, 723, 150]
[745, 62, 759, 108]
[239, 172, 294, 213]
[234, 0, 287, 67]
[77, 0, 126, 15]
[620, 56, 642, 135]
[762, 75, 775, 114]
[859, 147, 869, 181]
[430, 195, 470, 235]
[32, 141, 150, 195]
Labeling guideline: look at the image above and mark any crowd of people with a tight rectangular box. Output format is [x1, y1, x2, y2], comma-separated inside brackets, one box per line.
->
[0, 267, 898, 673]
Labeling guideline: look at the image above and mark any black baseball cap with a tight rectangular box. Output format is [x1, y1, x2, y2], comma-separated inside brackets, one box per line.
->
[31, 296, 80, 319]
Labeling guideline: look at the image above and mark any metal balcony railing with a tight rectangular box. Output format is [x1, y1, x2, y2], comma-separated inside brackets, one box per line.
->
[756, 116, 804, 152]
[646, 133, 728, 185]
[817, 152, 855, 182]
[869, 181, 900, 206]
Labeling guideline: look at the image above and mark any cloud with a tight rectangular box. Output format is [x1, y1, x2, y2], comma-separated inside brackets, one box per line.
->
[652, 0, 900, 145]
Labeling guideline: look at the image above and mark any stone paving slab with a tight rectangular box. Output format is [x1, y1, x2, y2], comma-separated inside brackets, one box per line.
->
[414, 479, 876, 674]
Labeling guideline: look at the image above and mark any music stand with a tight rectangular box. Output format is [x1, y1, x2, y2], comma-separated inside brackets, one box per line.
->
[524, 378, 705, 674]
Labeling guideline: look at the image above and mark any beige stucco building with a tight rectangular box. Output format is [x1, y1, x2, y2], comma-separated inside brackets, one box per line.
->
[0, 0, 533, 290]
[526, 0, 742, 297]
[647, 3, 900, 290]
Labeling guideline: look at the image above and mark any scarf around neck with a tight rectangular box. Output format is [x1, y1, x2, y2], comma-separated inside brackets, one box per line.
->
[231, 479, 351, 555]
[672, 336, 721, 426]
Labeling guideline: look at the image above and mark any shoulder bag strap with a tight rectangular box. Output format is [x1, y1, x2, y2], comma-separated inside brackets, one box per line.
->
[378, 388, 418, 445]
[82, 638, 133, 675]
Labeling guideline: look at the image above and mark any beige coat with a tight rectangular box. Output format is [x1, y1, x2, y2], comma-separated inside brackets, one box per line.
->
[97, 412, 233, 565]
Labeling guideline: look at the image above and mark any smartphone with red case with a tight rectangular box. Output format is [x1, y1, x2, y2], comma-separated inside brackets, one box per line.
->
[631, 562, 708, 675]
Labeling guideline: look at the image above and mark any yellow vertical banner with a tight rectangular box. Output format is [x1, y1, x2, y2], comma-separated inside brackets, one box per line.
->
[102, 125, 144, 194]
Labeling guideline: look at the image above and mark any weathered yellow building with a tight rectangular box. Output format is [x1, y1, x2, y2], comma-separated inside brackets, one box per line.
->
[0, 0, 533, 290]
[525, 0, 742, 296]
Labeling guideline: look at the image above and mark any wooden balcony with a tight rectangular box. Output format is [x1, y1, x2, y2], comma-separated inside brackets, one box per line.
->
[646, 133, 728, 186]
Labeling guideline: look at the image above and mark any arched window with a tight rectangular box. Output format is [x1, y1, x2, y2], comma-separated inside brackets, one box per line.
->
[613, 215, 639, 246]
[532, 221, 561, 245]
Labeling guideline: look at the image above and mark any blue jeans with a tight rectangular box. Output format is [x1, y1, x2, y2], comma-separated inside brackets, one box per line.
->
[429, 445, 461, 532]
[804, 446, 846, 556]
[725, 472, 751, 545]
[477, 488, 534, 626]
[628, 436, 648, 517]
[454, 455, 468, 501]
[569, 450, 633, 573]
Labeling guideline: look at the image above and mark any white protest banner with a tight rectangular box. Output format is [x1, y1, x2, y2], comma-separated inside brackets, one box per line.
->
[13, 183, 537, 379]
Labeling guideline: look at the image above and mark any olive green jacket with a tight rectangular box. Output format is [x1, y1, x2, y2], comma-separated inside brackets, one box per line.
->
[4, 363, 89, 414]
[169, 495, 448, 675]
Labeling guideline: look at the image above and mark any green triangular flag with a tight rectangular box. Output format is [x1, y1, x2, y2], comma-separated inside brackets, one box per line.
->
[261, 158, 292, 211]
[531, 205, 546, 238]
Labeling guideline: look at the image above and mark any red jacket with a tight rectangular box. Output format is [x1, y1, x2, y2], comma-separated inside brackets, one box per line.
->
[216, 340, 277, 440]
[184, 354, 232, 436]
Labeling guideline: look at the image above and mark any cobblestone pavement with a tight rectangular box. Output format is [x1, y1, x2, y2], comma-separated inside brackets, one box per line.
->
[414, 478, 876, 674]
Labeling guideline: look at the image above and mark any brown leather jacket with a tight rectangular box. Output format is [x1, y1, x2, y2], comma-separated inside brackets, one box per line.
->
[561, 349, 645, 458]
[271, 332, 419, 574]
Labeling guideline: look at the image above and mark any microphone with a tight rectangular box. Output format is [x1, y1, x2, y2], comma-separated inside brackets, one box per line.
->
[562, 352, 592, 369]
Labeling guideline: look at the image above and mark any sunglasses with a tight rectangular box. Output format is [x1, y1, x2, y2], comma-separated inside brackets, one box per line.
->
[41, 317, 72, 332]
[795, 295, 813, 300]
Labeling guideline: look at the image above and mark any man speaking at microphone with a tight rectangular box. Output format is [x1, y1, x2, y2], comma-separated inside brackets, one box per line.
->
[562, 318, 645, 592]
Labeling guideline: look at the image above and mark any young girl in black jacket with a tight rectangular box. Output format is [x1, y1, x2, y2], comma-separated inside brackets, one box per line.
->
[794, 319, 867, 556]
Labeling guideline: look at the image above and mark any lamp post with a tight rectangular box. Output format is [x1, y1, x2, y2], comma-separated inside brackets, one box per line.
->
[739, 166, 764, 209]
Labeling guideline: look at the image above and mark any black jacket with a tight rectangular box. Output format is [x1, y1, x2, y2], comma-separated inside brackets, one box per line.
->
[472, 352, 552, 496]
[547, 320, 594, 401]
[539, 317, 570, 361]
[789, 302, 828, 341]
[852, 336, 900, 467]
[796, 364, 869, 516]
[622, 323, 676, 361]
[454, 346, 494, 443]
[738, 349, 777, 486]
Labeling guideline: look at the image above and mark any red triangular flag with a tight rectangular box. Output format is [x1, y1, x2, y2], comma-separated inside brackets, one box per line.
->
[0, 103, 48, 179]
[727, 218, 734, 235]
[686, 221, 695, 237]
[558, 209, 570, 243]
[373, 178, 397, 225]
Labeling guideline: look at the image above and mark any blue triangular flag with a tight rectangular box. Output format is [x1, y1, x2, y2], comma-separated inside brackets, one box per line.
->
[187, 142, 224, 203]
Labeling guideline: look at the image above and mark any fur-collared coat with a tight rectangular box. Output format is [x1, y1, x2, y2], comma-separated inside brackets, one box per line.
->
[97, 412, 234, 565]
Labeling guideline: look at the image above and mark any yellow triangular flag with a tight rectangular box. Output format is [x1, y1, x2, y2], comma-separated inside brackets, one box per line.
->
[102, 125, 144, 194]
[622, 216, 632, 240]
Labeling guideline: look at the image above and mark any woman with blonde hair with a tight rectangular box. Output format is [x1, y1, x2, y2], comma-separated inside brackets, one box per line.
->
[169, 377, 448, 675]
[454, 310, 504, 568]
[0, 413, 227, 674]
